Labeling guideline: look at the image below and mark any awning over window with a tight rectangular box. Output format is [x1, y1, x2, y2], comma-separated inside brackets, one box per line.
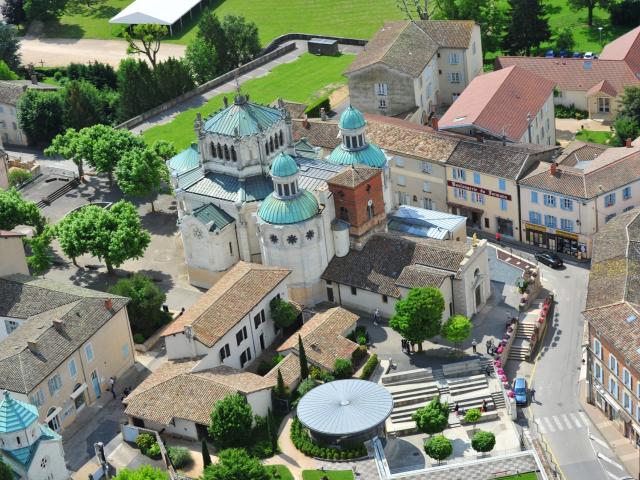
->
[45, 406, 62, 422]
[70, 383, 88, 400]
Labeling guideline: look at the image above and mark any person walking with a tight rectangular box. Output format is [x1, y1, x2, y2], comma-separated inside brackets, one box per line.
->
[530, 387, 536, 402]
[108, 376, 116, 399]
[472, 338, 477, 354]
[373, 308, 380, 326]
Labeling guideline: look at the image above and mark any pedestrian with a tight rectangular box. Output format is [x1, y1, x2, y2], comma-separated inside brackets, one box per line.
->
[454, 402, 459, 414]
[485, 365, 492, 377]
[496, 232, 502, 244]
[373, 308, 380, 326]
[472, 338, 477, 354]
[530, 388, 536, 402]
[481, 399, 487, 412]
[108, 376, 116, 399]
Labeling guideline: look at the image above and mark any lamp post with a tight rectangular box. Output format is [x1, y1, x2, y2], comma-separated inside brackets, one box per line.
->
[598, 27, 603, 45]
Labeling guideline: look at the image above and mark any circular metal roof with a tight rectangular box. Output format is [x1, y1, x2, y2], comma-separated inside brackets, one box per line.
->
[297, 380, 393, 436]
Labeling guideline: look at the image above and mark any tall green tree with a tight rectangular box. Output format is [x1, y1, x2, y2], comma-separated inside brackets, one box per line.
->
[0, 188, 45, 233]
[124, 24, 168, 68]
[0, 23, 21, 70]
[271, 298, 298, 329]
[151, 140, 177, 161]
[117, 58, 157, 120]
[424, 435, 453, 464]
[502, 0, 551, 55]
[441, 315, 472, 351]
[109, 273, 171, 337]
[45, 128, 84, 179]
[154, 57, 195, 101]
[567, 0, 605, 27]
[115, 147, 169, 211]
[267, 408, 278, 454]
[201, 440, 212, 468]
[62, 80, 111, 130]
[24, 0, 68, 20]
[185, 39, 219, 85]
[554, 27, 575, 52]
[67, 61, 118, 90]
[298, 334, 309, 380]
[17, 89, 65, 145]
[26, 225, 54, 275]
[0, 457, 14, 480]
[412, 396, 449, 435]
[618, 86, 640, 124]
[274, 369, 288, 398]
[614, 116, 640, 145]
[208, 394, 254, 449]
[389, 287, 444, 352]
[55, 200, 150, 273]
[202, 448, 268, 480]
[1, 0, 26, 26]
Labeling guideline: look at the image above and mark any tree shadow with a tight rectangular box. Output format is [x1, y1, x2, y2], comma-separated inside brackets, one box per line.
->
[135, 268, 176, 292]
[140, 210, 178, 236]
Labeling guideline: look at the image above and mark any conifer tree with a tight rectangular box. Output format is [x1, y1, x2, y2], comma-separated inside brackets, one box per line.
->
[298, 335, 309, 380]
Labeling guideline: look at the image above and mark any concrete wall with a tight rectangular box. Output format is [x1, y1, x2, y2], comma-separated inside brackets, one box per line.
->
[24, 439, 68, 480]
[246, 388, 272, 418]
[332, 283, 398, 318]
[587, 94, 619, 120]
[0, 235, 28, 277]
[348, 64, 417, 117]
[554, 90, 588, 111]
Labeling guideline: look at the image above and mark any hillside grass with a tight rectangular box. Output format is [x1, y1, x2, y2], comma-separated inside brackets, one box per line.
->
[142, 53, 354, 149]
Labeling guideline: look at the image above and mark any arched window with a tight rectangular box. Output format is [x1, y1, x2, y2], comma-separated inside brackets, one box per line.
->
[223, 145, 230, 160]
[352, 136, 359, 147]
[345, 136, 352, 148]
[358, 134, 364, 146]
[279, 130, 284, 145]
[265, 142, 269, 155]
[270, 137, 274, 152]
[290, 182, 296, 195]
[231, 146, 237, 161]
[217, 144, 223, 158]
[367, 203, 375, 219]
[210, 142, 216, 157]
[274, 134, 279, 148]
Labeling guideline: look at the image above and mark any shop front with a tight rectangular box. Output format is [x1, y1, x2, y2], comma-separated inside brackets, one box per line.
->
[524, 222, 588, 259]
[496, 217, 514, 237]
[448, 202, 484, 230]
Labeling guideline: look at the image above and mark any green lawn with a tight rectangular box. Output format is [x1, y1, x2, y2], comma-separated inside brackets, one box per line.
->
[39, 0, 401, 45]
[575, 129, 614, 145]
[266, 465, 294, 480]
[142, 53, 354, 149]
[302, 470, 354, 480]
[495, 473, 538, 480]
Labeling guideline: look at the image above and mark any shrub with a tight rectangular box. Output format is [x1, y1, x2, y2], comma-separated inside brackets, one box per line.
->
[412, 396, 449, 435]
[555, 104, 588, 120]
[133, 333, 145, 344]
[167, 446, 192, 469]
[208, 394, 254, 449]
[352, 345, 367, 363]
[424, 435, 452, 463]
[257, 354, 285, 376]
[304, 97, 331, 117]
[249, 440, 274, 459]
[333, 358, 353, 379]
[297, 378, 317, 397]
[270, 298, 298, 329]
[471, 430, 496, 453]
[289, 418, 366, 460]
[464, 408, 482, 425]
[146, 443, 161, 459]
[135, 433, 156, 452]
[8, 168, 32, 187]
[357, 334, 367, 345]
[359, 354, 378, 380]
[309, 366, 335, 383]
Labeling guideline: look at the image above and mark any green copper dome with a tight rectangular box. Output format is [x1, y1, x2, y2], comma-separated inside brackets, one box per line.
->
[270, 153, 299, 177]
[258, 190, 319, 225]
[204, 96, 284, 137]
[0, 391, 39, 433]
[326, 143, 387, 168]
[339, 105, 366, 130]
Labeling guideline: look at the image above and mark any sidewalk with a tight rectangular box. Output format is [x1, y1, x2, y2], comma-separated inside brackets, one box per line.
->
[579, 379, 640, 478]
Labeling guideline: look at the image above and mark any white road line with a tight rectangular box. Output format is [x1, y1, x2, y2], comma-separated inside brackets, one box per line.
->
[605, 471, 620, 480]
[543, 416, 556, 433]
[535, 418, 547, 434]
[579, 411, 590, 425]
[590, 434, 612, 450]
[597, 452, 624, 470]
[561, 413, 573, 430]
[570, 412, 583, 428]
[552, 415, 564, 430]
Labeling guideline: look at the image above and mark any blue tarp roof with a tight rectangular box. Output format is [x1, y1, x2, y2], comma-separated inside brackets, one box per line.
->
[389, 205, 467, 240]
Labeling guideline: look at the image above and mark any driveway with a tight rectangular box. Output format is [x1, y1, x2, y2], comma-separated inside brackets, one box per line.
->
[19, 37, 186, 67]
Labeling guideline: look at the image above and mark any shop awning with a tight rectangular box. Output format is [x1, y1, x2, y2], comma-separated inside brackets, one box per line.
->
[595, 384, 620, 412]
[447, 202, 484, 214]
[70, 383, 88, 400]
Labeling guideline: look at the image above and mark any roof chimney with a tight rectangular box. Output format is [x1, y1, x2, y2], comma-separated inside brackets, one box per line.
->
[27, 340, 38, 353]
[431, 116, 439, 131]
[104, 298, 113, 310]
[476, 133, 484, 143]
[223, 97, 229, 108]
[320, 107, 327, 121]
[550, 162, 557, 175]
[626, 138, 633, 148]
[302, 116, 309, 128]
[52, 319, 64, 332]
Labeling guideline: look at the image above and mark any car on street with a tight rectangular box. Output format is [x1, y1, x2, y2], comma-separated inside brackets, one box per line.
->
[534, 251, 564, 268]
[572, 51, 582, 58]
[545, 50, 555, 57]
[584, 51, 594, 59]
[514, 377, 528, 405]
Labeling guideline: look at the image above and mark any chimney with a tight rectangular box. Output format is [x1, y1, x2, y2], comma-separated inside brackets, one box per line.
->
[502, 134, 507, 146]
[320, 107, 327, 121]
[302, 116, 309, 128]
[475, 133, 484, 143]
[626, 138, 633, 148]
[431, 116, 439, 131]
[30, 74, 38, 85]
[104, 298, 113, 310]
[223, 97, 229, 108]
[52, 319, 64, 332]
[27, 340, 38, 353]
[550, 162, 557, 175]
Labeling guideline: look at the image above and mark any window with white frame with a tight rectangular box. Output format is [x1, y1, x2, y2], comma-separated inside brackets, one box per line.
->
[452, 168, 466, 181]
[544, 215, 557, 229]
[598, 97, 610, 113]
[610, 353, 618, 375]
[448, 53, 460, 64]
[500, 199, 508, 211]
[471, 192, 485, 204]
[560, 218, 574, 232]
[379, 98, 387, 109]
[560, 198, 573, 211]
[397, 175, 406, 186]
[48, 373, 62, 396]
[623, 368, 632, 389]
[610, 377, 619, 399]
[30, 389, 45, 407]
[593, 338, 602, 359]
[68, 359, 77, 378]
[453, 187, 467, 200]
[447, 72, 461, 84]
[422, 181, 431, 193]
[395, 157, 405, 167]
[543, 194, 556, 207]
[594, 362, 604, 383]
[423, 198, 434, 210]
[84, 343, 94, 362]
[605, 192, 616, 207]
[624, 391, 632, 412]
[421, 161, 432, 174]
[375, 83, 388, 96]
[529, 211, 542, 225]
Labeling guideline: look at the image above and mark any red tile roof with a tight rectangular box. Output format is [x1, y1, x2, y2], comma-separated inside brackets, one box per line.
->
[586, 80, 618, 98]
[438, 66, 555, 141]
[600, 25, 640, 75]
[495, 56, 639, 96]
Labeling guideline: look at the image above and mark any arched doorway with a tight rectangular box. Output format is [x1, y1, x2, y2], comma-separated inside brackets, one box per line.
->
[46, 407, 61, 433]
[474, 268, 483, 311]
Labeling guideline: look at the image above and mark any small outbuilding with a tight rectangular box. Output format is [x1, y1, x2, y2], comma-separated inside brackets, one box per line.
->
[297, 379, 393, 447]
[308, 38, 339, 56]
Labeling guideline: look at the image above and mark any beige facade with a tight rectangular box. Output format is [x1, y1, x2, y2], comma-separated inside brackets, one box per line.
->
[391, 154, 448, 211]
[0, 233, 29, 277]
[0, 152, 8, 190]
[0, 103, 26, 146]
[556, 90, 620, 120]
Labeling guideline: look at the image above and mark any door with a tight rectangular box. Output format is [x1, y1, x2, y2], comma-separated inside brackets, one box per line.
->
[548, 237, 556, 252]
[47, 408, 61, 433]
[259, 333, 265, 351]
[327, 287, 334, 302]
[91, 370, 101, 398]
[475, 285, 482, 311]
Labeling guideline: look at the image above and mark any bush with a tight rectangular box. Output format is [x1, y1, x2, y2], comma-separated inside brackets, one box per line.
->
[208, 394, 254, 449]
[8, 168, 32, 187]
[555, 104, 588, 120]
[167, 446, 192, 469]
[347, 326, 368, 343]
[257, 354, 284, 376]
[359, 354, 378, 380]
[289, 418, 366, 460]
[297, 378, 317, 397]
[135, 433, 156, 452]
[352, 345, 367, 363]
[270, 298, 298, 329]
[464, 408, 482, 425]
[146, 443, 161, 459]
[424, 435, 452, 463]
[309, 366, 334, 383]
[471, 430, 496, 453]
[249, 440, 273, 459]
[412, 396, 449, 435]
[333, 358, 353, 379]
[133, 333, 145, 345]
[304, 97, 331, 117]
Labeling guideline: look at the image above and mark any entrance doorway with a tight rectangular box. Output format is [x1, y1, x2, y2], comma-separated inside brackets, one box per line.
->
[47, 408, 61, 432]
[475, 285, 482, 311]
[327, 287, 334, 302]
[91, 370, 101, 398]
[471, 212, 481, 229]
[259, 333, 265, 351]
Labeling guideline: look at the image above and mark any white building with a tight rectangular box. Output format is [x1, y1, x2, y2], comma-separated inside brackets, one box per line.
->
[0, 391, 68, 480]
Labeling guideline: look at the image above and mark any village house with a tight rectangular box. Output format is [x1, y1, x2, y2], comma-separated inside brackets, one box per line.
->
[345, 20, 483, 123]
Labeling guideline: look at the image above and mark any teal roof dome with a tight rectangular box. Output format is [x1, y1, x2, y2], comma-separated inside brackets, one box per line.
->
[204, 96, 284, 137]
[327, 143, 387, 168]
[0, 390, 38, 433]
[258, 190, 319, 225]
[271, 153, 299, 177]
[168, 143, 199, 174]
[339, 105, 366, 130]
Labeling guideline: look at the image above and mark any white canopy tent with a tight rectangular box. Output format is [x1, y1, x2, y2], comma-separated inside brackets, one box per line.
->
[109, 0, 205, 34]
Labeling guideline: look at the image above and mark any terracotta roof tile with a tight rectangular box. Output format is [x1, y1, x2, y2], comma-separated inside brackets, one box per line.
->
[586, 80, 618, 98]
[599, 25, 640, 75]
[327, 166, 379, 188]
[264, 352, 300, 388]
[292, 119, 341, 150]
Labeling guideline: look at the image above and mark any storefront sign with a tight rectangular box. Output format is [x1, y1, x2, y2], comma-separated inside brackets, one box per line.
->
[555, 229, 579, 241]
[524, 222, 546, 233]
[447, 180, 512, 200]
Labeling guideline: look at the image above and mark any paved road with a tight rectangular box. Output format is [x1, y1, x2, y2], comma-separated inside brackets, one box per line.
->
[19, 37, 186, 67]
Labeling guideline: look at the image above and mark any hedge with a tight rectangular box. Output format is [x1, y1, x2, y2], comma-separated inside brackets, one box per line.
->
[304, 97, 331, 117]
[359, 354, 378, 380]
[290, 418, 366, 460]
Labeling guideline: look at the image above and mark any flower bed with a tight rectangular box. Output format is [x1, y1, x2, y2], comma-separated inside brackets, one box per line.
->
[290, 418, 367, 460]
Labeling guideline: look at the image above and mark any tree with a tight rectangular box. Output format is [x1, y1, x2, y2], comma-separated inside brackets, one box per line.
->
[424, 435, 453, 464]
[1, 0, 26, 25]
[185, 39, 219, 85]
[333, 358, 353, 379]
[0, 23, 20, 71]
[554, 27, 575, 52]
[0, 458, 13, 480]
[62, 80, 114, 130]
[412, 396, 449, 435]
[389, 287, 445, 352]
[17, 89, 65, 145]
[55, 200, 150, 273]
[396, 0, 432, 19]
[298, 335, 309, 380]
[0, 60, 18, 80]
[151, 139, 177, 161]
[266, 408, 278, 454]
[117, 58, 157, 120]
[218, 15, 260, 71]
[208, 394, 254, 449]
[608, 0, 640, 27]
[154, 57, 195, 102]
[270, 297, 298, 329]
[502, 0, 551, 56]
[45, 128, 85, 179]
[201, 440, 212, 468]
[124, 24, 167, 69]
[23, 0, 68, 20]
[109, 273, 171, 337]
[297, 378, 316, 397]
[202, 448, 268, 480]
[478, 0, 508, 58]
[464, 408, 482, 432]
[8, 168, 32, 187]
[115, 147, 169, 211]
[471, 430, 496, 454]
[67, 61, 118, 90]
[112, 465, 169, 480]
[441, 315, 472, 350]
[26, 225, 54, 275]
[567, 0, 605, 27]
[0, 188, 45, 233]
[614, 116, 640, 146]
[618, 86, 640, 124]
[274, 369, 288, 398]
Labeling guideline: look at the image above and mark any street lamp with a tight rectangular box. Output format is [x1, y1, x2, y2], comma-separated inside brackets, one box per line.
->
[598, 27, 603, 45]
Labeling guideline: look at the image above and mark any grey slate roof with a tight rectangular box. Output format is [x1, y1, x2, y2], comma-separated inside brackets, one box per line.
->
[192, 203, 235, 231]
[0, 81, 59, 106]
[0, 275, 128, 393]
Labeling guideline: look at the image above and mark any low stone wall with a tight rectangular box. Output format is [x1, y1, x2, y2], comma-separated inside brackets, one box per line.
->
[442, 358, 482, 378]
[260, 32, 367, 55]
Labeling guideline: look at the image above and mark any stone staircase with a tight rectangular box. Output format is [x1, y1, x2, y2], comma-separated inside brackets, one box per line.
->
[491, 391, 507, 410]
[36, 177, 80, 208]
[509, 322, 536, 361]
[516, 322, 536, 339]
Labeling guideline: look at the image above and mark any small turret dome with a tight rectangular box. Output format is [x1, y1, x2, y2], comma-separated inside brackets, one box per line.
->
[0, 390, 39, 433]
[270, 153, 299, 177]
[258, 190, 319, 225]
[339, 106, 366, 130]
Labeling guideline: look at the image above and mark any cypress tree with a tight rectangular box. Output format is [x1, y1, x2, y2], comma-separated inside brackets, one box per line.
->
[275, 368, 286, 398]
[267, 408, 278, 454]
[201, 439, 212, 468]
[298, 335, 309, 380]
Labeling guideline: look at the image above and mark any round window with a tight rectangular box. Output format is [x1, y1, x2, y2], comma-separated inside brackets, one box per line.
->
[306, 230, 315, 240]
[270, 234, 278, 244]
[287, 235, 298, 245]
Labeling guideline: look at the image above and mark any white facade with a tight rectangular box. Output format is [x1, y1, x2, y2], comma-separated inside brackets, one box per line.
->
[516, 95, 556, 147]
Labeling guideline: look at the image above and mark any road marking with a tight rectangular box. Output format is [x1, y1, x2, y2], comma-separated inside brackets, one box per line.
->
[597, 452, 624, 470]
[579, 411, 590, 425]
[561, 413, 573, 430]
[605, 471, 620, 480]
[535, 418, 546, 433]
[552, 415, 564, 430]
[590, 434, 612, 450]
[570, 412, 583, 428]
[543, 416, 556, 433]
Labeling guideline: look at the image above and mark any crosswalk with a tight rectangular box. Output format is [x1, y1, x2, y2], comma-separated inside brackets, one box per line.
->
[534, 411, 591, 434]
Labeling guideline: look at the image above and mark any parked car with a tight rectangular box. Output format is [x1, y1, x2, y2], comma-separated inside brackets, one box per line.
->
[559, 50, 568, 58]
[584, 51, 594, 59]
[514, 378, 528, 406]
[545, 50, 555, 58]
[572, 52, 582, 58]
[534, 251, 564, 268]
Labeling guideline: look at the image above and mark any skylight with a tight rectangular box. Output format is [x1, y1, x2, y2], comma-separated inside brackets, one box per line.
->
[454, 116, 467, 122]
[627, 315, 637, 323]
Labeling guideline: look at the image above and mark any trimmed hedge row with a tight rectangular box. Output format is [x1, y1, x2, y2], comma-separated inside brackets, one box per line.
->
[290, 418, 366, 460]
[359, 354, 378, 380]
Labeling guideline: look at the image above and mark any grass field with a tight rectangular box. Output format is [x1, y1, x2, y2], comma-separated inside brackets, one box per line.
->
[266, 465, 294, 480]
[39, 0, 401, 45]
[495, 473, 537, 480]
[142, 53, 354, 149]
[302, 470, 354, 480]
[575, 129, 614, 145]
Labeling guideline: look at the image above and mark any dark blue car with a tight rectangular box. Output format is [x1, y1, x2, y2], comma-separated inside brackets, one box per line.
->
[514, 378, 528, 406]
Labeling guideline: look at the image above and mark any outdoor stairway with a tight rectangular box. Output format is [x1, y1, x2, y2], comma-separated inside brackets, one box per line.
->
[491, 391, 507, 410]
[36, 177, 80, 208]
[516, 322, 536, 339]
[480, 358, 495, 375]
[447, 374, 488, 397]
[508, 339, 530, 361]
[385, 381, 441, 407]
